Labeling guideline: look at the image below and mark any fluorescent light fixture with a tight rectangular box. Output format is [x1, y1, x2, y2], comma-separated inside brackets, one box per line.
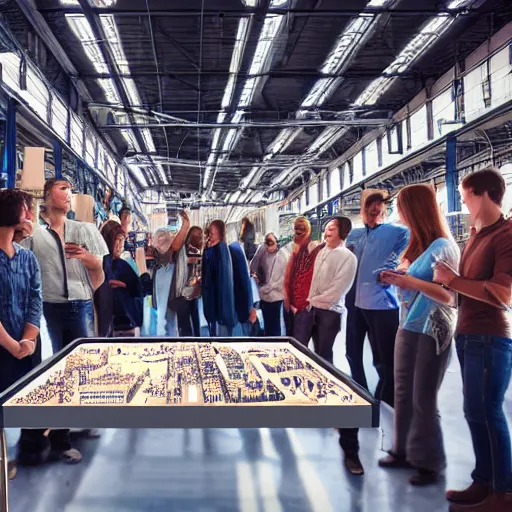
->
[122, 130, 141, 152]
[354, 76, 391, 105]
[307, 127, 348, 154]
[447, 0, 472, 8]
[366, 0, 390, 6]
[230, 18, 251, 73]
[230, 191, 242, 203]
[100, 15, 131, 74]
[97, 78, 121, 104]
[270, 0, 288, 6]
[141, 128, 156, 153]
[239, 77, 258, 107]
[354, 11, 459, 106]
[62, 0, 119, 5]
[128, 164, 148, 188]
[222, 129, 239, 154]
[221, 75, 236, 109]
[202, 165, 214, 189]
[321, 15, 373, 75]
[154, 164, 167, 184]
[301, 77, 341, 107]
[122, 78, 142, 106]
[266, 128, 300, 155]
[249, 15, 285, 76]
[241, 0, 258, 6]
[240, 166, 261, 190]
[66, 15, 109, 74]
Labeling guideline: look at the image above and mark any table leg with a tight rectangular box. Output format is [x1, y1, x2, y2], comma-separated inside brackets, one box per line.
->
[0, 429, 8, 512]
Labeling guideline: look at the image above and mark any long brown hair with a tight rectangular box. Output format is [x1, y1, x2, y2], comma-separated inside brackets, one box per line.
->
[397, 184, 450, 263]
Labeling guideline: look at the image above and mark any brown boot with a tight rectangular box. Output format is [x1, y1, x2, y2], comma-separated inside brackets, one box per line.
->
[449, 492, 512, 512]
[446, 481, 490, 505]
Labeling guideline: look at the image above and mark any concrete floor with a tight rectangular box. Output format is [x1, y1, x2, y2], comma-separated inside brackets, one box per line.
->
[7, 325, 512, 512]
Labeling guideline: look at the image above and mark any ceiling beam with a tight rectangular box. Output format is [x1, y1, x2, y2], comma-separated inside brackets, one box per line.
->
[37, 7, 481, 17]
[13, 0, 92, 101]
[103, 119, 390, 129]
[79, 69, 419, 79]
[75, 0, 160, 185]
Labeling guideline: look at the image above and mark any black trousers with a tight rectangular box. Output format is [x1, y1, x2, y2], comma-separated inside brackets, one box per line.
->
[173, 297, 200, 337]
[260, 300, 283, 337]
[293, 307, 341, 364]
[339, 306, 399, 455]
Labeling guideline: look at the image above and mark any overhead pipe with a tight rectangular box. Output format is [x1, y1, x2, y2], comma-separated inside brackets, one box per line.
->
[104, 119, 389, 129]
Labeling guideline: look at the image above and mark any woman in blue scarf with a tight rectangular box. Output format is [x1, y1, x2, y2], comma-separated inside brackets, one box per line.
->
[202, 220, 237, 336]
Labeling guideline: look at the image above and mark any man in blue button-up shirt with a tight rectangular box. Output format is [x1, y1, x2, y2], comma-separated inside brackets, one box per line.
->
[339, 190, 409, 475]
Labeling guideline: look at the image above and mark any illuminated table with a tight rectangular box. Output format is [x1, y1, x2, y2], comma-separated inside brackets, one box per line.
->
[0, 337, 379, 511]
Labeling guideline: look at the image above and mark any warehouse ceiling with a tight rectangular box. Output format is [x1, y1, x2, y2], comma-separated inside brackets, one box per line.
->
[3, 0, 512, 206]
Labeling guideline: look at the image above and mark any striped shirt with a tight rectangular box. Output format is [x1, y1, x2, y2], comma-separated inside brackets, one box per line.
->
[0, 244, 42, 340]
[22, 219, 109, 303]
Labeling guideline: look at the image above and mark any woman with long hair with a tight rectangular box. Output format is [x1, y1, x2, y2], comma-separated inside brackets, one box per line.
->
[378, 184, 459, 486]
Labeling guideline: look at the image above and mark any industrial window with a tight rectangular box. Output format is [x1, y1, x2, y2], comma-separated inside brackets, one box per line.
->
[51, 94, 68, 140]
[70, 112, 83, 156]
[330, 167, 341, 196]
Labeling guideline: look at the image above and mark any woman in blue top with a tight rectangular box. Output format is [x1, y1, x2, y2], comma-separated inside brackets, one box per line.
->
[378, 184, 459, 486]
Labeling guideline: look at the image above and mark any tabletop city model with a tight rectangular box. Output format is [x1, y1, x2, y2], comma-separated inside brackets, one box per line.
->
[0, 338, 379, 430]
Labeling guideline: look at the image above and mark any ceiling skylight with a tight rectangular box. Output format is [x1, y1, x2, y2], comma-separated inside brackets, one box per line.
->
[321, 15, 373, 75]
[354, 11, 462, 105]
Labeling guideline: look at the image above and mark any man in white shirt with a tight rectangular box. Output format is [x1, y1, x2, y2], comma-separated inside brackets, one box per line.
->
[293, 217, 357, 364]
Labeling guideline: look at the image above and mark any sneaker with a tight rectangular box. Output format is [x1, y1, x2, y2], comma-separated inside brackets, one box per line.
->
[446, 481, 490, 505]
[54, 448, 82, 465]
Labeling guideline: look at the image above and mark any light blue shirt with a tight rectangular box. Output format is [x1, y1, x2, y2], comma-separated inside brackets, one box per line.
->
[347, 223, 409, 310]
[401, 237, 460, 334]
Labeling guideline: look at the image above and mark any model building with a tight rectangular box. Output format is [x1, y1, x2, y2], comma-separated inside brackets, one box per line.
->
[8, 342, 366, 407]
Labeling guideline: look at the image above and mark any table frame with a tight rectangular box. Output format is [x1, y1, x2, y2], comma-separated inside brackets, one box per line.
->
[0, 336, 380, 511]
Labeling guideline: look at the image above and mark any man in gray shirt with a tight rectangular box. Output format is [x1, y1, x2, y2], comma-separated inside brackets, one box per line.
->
[22, 178, 108, 464]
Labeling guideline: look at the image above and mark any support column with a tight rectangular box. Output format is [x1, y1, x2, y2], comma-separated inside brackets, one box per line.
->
[445, 135, 460, 213]
[2, 99, 17, 189]
[53, 140, 62, 179]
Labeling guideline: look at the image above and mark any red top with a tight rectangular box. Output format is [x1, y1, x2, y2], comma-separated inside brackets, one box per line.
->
[288, 243, 324, 312]
[456, 216, 512, 338]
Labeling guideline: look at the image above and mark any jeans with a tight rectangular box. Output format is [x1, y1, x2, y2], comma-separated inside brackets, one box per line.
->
[456, 334, 512, 492]
[260, 300, 283, 336]
[43, 301, 95, 353]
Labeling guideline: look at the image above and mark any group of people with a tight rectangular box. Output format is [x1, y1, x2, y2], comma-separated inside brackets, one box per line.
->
[0, 166, 510, 512]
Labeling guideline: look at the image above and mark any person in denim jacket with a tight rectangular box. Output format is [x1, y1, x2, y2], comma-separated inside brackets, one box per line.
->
[338, 190, 409, 475]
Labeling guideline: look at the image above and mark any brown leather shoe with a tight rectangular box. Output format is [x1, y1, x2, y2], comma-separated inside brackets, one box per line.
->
[446, 481, 490, 505]
[449, 492, 512, 512]
[344, 453, 364, 476]
[409, 469, 439, 486]
[378, 452, 411, 469]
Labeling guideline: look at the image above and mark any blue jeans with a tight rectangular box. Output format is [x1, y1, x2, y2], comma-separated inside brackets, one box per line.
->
[456, 334, 512, 492]
[44, 301, 95, 353]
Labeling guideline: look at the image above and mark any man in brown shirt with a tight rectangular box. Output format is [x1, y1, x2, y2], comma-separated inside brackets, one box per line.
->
[435, 167, 512, 512]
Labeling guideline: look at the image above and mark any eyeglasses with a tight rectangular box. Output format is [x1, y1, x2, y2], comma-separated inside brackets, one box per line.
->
[265, 239, 276, 246]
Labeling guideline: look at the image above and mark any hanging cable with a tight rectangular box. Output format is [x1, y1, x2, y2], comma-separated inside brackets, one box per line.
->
[145, 0, 171, 183]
